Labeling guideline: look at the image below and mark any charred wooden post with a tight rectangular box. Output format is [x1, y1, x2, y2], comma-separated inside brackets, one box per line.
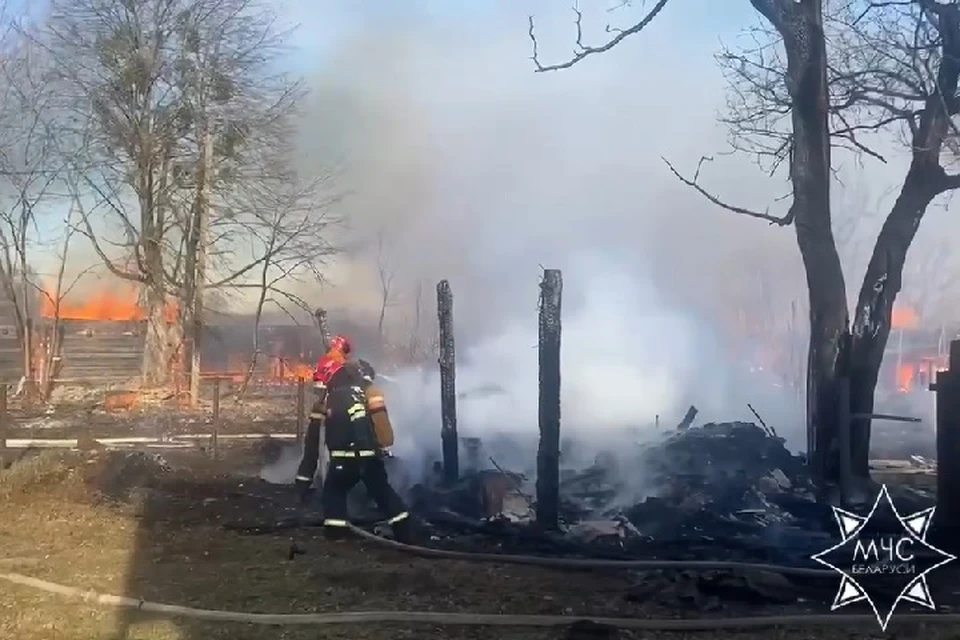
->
[313, 308, 331, 350]
[676, 405, 698, 430]
[211, 378, 221, 459]
[934, 339, 960, 535]
[537, 269, 562, 530]
[296, 377, 306, 445]
[437, 280, 458, 485]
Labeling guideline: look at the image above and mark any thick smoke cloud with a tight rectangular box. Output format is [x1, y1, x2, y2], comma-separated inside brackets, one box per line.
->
[268, 0, 951, 481]
[282, 0, 813, 479]
[382, 258, 807, 481]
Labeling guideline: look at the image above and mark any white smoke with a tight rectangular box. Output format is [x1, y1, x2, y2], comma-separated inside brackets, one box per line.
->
[383, 256, 806, 482]
[258, 444, 303, 485]
[271, 1, 817, 488]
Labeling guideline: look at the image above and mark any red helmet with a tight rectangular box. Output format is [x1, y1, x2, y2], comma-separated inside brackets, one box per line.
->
[328, 334, 351, 355]
[313, 354, 344, 385]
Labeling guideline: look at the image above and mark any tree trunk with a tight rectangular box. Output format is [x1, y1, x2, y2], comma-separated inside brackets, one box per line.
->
[140, 202, 170, 387]
[137, 148, 177, 388]
[142, 280, 170, 387]
[754, 0, 848, 481]
[847, 163, 953, 478]
[188, 130, 213, 407]
[847, 2, 960, 478]
[803, 266, 848, 481]
[19, 276, 35, 401]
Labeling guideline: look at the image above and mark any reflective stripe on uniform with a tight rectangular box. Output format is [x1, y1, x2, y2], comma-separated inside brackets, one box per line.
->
[387, 511, 409, 524]
[323, 518, 349, 527]
[329, 450, 376, 458]
[367, 395, 385, 410]
[295, 475, 312, 482]
[308, 412, 325, 419]
[346, 403, 366, 420]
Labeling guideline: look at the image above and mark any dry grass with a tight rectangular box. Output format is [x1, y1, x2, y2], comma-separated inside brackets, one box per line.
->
[0, 450, 78, 498]
[0, 451, 957, 640]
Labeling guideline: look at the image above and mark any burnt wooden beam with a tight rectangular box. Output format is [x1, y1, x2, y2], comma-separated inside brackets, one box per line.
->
[437, 280, 458, 485]
[677, 405, 699, 430]
[537, 269, 562, 530]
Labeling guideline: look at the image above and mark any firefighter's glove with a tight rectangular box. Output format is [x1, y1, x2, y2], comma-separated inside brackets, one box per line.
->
[295, 478, 314, 505]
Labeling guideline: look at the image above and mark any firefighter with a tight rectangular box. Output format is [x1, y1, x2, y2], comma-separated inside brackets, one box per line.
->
[319, 357, 413, 542]
[294, 335, 352, 498]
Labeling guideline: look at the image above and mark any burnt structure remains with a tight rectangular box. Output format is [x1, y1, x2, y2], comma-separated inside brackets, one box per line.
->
[537, 269, 562, 530]
[437, 280, 458, 486]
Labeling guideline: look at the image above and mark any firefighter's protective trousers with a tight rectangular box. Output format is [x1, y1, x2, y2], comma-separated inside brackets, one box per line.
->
[321, 451, 410, 539]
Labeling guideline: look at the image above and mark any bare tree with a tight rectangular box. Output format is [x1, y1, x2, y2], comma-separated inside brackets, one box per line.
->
[405, 279, 425, 363]
[715, 0, 960, 476]
[530, 0, 960, 481]
[374, 228, 396, 345]
[225, 146, 340, 400]
[0, 28, 62, 398]
[530, 0, 838, 477]
[160, 0, 304, 403]
[42, 0, 194, 385]
[36, 201, 97, 401]
[41, 0, 308, 391]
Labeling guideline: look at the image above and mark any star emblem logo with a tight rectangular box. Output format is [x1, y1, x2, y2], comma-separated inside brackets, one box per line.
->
[811, 485, 955, 630]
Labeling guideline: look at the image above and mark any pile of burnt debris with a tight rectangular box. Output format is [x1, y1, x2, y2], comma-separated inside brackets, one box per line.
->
[408, 417, 935, 564]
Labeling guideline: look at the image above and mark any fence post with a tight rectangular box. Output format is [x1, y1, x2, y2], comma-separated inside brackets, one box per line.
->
[296, 376, 305, 445]
[437, 280, 458, 485]
[934, 339, 960, 537]
[0, 384, 7, 459]
[211, 377, 220, 459]
[537, 269, 562, 530]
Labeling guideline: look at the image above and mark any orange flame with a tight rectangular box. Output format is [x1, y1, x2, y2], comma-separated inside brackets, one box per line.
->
[269, 357, 313, 381]
[208, 354, 314, 384]
[896, 363, 914, 392]
[41, 284, 177, 322]
[891, 304, 919, 330]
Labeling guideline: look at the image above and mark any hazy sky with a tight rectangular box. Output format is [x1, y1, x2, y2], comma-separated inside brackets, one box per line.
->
[23, 0, 957, 328]
[290, 0, 798, 315]
[283, 0, 958, 328]
[14, 0, 953, 452]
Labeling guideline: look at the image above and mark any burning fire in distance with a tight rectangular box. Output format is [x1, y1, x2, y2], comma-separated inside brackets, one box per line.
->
[39, 283, 315, 383]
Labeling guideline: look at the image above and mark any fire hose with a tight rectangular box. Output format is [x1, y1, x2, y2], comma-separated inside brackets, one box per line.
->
[4, 528, 960, 630]
[1, 568, 959, 629]
[0, 573, 960, 631]
[345, 523, 838, 578]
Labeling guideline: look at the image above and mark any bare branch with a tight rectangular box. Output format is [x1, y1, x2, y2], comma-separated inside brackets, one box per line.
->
[661, 155, 793, 226]
[529, 0, 672, 72]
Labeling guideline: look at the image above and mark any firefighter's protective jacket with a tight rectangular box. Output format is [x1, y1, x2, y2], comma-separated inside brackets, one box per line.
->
[295, 360, 393, 486]
[324, 363, 394, 454]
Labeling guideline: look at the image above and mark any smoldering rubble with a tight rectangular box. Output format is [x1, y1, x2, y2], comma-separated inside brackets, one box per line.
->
[409, 420, 935, 566]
